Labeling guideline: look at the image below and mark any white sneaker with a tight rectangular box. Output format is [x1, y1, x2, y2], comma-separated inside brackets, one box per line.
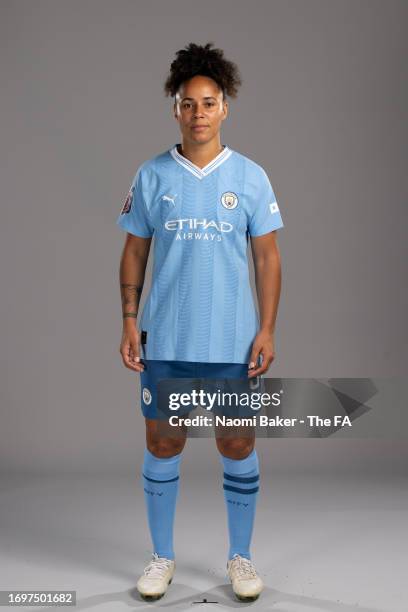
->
[227, 554, 264, 601]
[136, 553, 175, 601]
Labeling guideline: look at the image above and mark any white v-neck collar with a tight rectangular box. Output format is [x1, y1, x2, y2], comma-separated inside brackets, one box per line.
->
[169, 143, 233, 179]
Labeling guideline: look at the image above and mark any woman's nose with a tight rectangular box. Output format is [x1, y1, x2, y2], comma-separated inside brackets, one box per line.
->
[193, 106, 205, 118]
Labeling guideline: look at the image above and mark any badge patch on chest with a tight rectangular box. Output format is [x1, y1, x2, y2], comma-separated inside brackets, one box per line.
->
[221, 191, 238, 210]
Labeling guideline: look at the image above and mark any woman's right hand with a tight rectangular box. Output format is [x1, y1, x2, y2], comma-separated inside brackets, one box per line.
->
[119, 322, 145, 372]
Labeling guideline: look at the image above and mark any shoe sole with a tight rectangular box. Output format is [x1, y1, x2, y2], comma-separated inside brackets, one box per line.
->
[138, 578, 172, 601]
[235, 592, 260, 602]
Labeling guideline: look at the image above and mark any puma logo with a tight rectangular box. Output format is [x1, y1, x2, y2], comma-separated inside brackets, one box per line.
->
[162, 194, 177, 205]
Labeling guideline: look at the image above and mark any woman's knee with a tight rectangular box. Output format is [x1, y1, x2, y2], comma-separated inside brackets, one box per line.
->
[147, 439, 185, 458]
[216, 436, 255, 459]
[145, 418, 187, 457]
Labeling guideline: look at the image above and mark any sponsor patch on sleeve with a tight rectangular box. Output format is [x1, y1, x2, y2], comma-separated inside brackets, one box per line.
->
[120, 185, 134, 214]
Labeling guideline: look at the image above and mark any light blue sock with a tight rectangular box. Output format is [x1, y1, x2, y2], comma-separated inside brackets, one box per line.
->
[142, 448, 182, 560]
[220, 449, 260, 561]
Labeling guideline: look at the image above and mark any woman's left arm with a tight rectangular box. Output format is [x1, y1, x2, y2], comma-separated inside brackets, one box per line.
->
[248, 231, 282, 378]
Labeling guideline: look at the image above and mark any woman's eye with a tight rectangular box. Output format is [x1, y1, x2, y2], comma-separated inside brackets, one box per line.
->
[182, 102, 214, 110]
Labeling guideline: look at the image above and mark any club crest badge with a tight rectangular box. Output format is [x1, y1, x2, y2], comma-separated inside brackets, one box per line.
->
[142, 387, 152, 405]
[120, 185, 134, 215]
[221, 191, 238, 210]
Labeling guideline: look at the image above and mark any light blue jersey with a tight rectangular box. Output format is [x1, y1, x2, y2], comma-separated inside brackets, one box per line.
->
[116, 143, 284, 363]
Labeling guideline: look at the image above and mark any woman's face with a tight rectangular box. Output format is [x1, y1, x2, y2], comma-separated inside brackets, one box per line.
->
[174, 75, 228, 146]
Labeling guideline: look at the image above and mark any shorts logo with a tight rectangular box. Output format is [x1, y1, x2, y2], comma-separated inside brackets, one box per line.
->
[221, 192, 238, 210]
[269, 202, 279, 214]
[249, 376, 261, 390]
[120, 186, 134, 215]
[142, 387, 152, 405]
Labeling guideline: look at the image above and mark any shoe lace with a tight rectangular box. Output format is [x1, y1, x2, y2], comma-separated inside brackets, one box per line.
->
[144, 553, 172, 578]
[231, 554, 257, 579]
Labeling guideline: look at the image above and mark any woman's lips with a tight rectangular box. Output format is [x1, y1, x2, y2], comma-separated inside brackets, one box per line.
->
[191, 126, 208, 131]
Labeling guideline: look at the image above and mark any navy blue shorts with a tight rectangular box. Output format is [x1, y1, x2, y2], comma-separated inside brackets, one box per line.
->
[139, 360, 250, 419]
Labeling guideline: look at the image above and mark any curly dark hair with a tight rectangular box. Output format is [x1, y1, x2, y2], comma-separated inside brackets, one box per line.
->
[164, 42, 242, 99]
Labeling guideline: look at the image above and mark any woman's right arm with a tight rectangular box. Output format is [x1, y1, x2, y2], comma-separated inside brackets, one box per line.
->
[118, 233, 152, 372]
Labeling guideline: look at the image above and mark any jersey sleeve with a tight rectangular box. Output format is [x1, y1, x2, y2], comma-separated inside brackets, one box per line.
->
[247, 166, 284, 237]
[115, 165, 154, 238]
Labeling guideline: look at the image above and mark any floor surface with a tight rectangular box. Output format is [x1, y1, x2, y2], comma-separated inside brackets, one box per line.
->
[0, 471, 406, 611]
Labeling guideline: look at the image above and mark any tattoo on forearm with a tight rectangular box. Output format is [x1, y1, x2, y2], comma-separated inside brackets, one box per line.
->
[120, 283, 143, 317]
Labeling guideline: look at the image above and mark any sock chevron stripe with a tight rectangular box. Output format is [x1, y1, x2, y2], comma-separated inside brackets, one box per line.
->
[142, 448, 182, 560]
[223, 484, 259, 495]
[220, 449, 260, 561]
[143, 474, 180, 484]
[223, 472, 259, 484]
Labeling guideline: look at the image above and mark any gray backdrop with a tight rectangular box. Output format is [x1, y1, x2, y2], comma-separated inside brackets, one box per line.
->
[1, 0, 407, 476]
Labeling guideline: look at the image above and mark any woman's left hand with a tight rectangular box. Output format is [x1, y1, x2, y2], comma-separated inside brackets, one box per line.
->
[248, 330, 275, 378]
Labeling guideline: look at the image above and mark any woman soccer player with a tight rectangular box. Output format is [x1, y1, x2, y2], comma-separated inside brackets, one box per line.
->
[116, 42, 284, 602]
